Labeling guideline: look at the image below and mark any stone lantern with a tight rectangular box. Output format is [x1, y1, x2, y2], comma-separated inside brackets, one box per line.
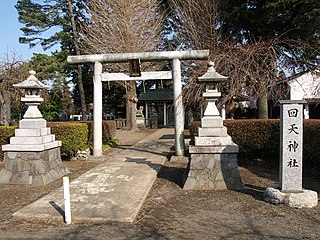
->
[196, 61, 228, 141]
[0, 71, 69, 185]
[183, 62, 243, 190]
[198, 61, 227, 115]
[13, 70, 50, 119]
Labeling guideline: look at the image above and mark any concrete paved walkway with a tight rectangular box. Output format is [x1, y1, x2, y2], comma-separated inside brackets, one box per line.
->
[13, 128, 175, 223]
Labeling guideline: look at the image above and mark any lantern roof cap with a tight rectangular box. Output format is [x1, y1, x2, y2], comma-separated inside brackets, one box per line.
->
[198, 61, 228, 82]
[13, 70, 50, 90]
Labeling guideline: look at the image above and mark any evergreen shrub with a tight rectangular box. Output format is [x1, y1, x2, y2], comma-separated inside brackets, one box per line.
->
[303, 120, 320, 168]
[0, 121, 116, 160]
[85, 120, 117, 145]
[49, 122, 89, 158]
[0, 126, 16, 160]
[224, 119, 280, 158]
[189, 119, 320, 168]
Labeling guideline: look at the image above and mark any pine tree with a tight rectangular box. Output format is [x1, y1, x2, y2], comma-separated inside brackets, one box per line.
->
[28, 53, 74, 121]
[16, 0, 88, 119]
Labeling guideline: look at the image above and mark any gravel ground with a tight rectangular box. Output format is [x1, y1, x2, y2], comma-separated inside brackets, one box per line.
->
[0, 128, 319, 240]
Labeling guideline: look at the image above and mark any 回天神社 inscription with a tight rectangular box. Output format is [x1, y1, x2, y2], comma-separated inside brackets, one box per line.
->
[264, 100, 318, 208]
[279, 101, 305, 191]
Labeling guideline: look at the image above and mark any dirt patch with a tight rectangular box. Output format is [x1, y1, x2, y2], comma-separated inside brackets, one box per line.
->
[0, 129, 319, 239]
[136, 160, 320, 240]
[0, 160, 100, 223]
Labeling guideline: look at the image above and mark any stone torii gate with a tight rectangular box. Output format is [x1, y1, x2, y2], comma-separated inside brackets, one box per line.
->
[67, 50, 209, 157]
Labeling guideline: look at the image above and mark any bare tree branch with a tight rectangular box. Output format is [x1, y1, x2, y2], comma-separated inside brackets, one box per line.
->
[172, 0, 315, 118]
[0, 52, 29, 125]
[79, 0, 166, 129]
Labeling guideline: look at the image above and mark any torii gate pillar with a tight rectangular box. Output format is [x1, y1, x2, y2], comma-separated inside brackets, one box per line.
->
[93, 62, 103, 156]
[67, 50, 209, 157]
[172, 58, 184, 156]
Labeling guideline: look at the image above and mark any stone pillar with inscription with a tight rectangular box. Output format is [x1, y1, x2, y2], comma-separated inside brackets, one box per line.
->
[264, 100, 318, 208]
[280, 101, 304, 191]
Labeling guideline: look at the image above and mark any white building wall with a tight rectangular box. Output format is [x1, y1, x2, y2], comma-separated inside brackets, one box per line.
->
[289, 71, 320, 119]
[289, 72, 320, 100]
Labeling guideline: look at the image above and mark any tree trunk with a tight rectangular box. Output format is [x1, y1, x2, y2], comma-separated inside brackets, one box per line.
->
[125, 81, 137, 130]
[0, 90, 11, 126]
[67, 0, 87, 120]
[77, 65, 87, 120]
[258, 91, 268, 119]
[0, 93, 3, 125]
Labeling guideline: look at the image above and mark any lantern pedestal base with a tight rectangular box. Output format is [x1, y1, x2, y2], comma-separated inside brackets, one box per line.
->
[0, 147, 69, 185]
[183, 145, 243, 190]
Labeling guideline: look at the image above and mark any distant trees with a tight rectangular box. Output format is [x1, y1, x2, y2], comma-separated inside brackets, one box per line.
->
[221, 1, 320, 118]
[13, 0, 320, 122]
[16, 0, 88, 120]
[0, 52, 75, 123]
[28, 53, 74, 121]
[80, 0, 165, 130]
[171, 0, 320, 118]
[0, 53, 29, 125]
[218, 0, 320, 72]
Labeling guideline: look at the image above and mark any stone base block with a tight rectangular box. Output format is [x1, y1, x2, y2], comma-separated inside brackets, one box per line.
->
[2, 141, 62, 152]
[264, 186, 318, 208]
[15, 127, 50, 137]
[198, 126, 228, 137]
[183, 152, 243, 191]
[189, 144, 239, 154]
[0, 147, 69, 185]
[195, 136, 233, 146]
[10, 134, 55, 145]
[19, 119, 47, 129]
[201, 117, 223, 128]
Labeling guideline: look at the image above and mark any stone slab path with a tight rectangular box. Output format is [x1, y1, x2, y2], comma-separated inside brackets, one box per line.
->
[13, 128, 174, 223]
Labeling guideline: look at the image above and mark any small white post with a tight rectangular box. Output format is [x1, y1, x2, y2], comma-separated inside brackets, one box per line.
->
[221, 104, 226, 120]
[63, 176, 71, 224]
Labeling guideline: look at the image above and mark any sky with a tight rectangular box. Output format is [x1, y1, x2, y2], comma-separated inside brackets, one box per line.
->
[0, 0, 57, 60]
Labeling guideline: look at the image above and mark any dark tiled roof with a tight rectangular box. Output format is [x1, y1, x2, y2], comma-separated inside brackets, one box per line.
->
[138, 89, 173, 102]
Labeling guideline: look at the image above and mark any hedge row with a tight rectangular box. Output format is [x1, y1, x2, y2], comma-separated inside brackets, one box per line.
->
[190, 119, 320, 168]
[49, 120, 116, 158]
[48, 120, 116, 142]
[0, 120, 116, 160]
[0, 126, 16, 160]
[84, 120, 117, 146]
[49, 123, 89, 158]
[303, 120, 320, 166]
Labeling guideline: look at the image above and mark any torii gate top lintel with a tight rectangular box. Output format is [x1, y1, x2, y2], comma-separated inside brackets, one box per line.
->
[67, 50, 209, 64]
